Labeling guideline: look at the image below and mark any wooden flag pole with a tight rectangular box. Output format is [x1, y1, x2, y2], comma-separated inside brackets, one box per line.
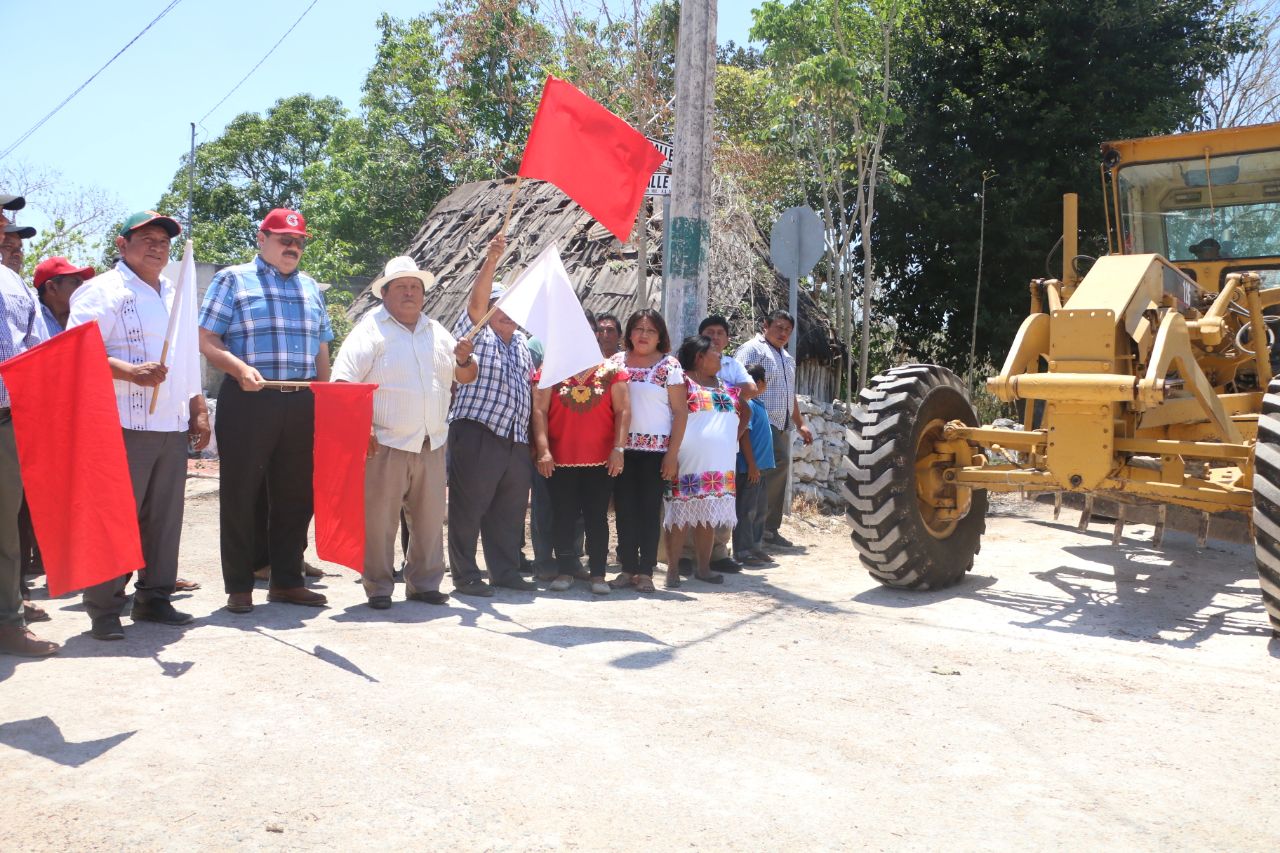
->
[148, 240, 193, 415]
[146, 340, 172, 415]
[261, 380, 315, 389]
[501, 175, 523, 235]
[462, 177, 524, 342]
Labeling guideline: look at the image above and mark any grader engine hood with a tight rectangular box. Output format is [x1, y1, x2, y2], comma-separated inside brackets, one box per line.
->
[988, 253, 1244, 490]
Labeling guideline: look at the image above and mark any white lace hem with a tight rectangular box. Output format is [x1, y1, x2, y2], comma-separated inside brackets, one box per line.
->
[662, 495, 738, 530]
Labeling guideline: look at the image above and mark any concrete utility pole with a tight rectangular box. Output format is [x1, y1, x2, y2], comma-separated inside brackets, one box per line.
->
[665, 0, 717, 343]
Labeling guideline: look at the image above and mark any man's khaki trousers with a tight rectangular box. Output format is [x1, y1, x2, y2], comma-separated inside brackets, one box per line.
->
[362, 442, 446, 598]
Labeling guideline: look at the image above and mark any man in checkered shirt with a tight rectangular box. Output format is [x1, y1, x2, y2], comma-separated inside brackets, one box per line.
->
[446, 233, 537, 597]
[734, 309, 814, 549]
[199, 208, 333, 614]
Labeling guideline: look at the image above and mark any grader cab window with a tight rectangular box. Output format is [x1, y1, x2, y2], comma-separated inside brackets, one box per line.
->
[1115, 149, 1280, 261]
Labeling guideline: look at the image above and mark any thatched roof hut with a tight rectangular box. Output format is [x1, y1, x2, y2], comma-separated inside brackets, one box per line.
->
[347, 177, 845, 396]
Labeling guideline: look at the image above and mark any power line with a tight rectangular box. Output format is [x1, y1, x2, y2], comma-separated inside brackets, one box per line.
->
[0, 1, 185, 162]
[199, 0, 322, 125]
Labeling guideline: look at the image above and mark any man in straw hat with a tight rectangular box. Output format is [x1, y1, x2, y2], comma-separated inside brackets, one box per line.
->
[332, 256, 477, 609]
[199, 207, 332, 614]
[68, 211, 210, 640]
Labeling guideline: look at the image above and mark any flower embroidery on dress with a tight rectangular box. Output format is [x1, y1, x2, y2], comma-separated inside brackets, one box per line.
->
[700, 470, 725, 493]
[626, 432, 670, 451]
[556, 364, 613, 414]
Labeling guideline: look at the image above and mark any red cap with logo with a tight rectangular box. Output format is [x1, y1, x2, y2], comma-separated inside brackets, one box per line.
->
[260, 208, 310, 237]
[34, 256, 96, 289]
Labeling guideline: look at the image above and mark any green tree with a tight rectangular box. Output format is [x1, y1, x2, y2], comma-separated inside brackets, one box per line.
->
[753, 0, 918, 397]
[156, 94, 349, 265]
[0, 161, 124, 277]
[872, 0, 1251, 371]
[306, 3, 556, 281]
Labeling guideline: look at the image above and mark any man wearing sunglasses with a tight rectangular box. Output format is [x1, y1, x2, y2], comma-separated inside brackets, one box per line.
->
[199, 208, 333, 614]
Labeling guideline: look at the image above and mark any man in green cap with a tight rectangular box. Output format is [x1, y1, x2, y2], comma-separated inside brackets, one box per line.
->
[68, 211, 211, 641]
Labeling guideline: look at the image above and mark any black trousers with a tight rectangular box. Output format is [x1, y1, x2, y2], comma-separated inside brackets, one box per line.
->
[446, 419, 531, 586]
[548, 465, 612, 578]
[613, 450, 664, 576]
[17, 497, 41, 578]
[216, 378, 315, 594]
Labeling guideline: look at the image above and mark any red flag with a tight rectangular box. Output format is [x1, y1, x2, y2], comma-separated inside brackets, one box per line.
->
[0, 323, 142, 597]
[518, 76, 667, 242]
[312, 382, 376, 572]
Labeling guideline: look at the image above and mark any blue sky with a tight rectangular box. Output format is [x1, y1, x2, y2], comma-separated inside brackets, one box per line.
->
[4, 1, 757, 230]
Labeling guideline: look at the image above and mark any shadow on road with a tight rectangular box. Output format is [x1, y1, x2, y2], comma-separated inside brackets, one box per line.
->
[0, 716, 135, 767]
[847, 520, 1272, 648]
[852, 574, 999, 608]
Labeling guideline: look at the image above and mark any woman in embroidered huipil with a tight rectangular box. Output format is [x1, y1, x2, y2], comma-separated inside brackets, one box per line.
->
[663, 335, 749, 588]
[531, 312, 631, 595]
[607, 309, 687, 593]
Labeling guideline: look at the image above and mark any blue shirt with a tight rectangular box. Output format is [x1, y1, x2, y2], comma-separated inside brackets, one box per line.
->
[448, 310, 533, 444]
[40, 304, 64, 337]
[0, 267, 48, 407]
[737, 398, 776, 474]
[198, 256, 334, 381]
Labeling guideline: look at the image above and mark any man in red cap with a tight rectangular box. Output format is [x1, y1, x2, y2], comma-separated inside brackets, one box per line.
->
[0, 196, 58, 657]
[33, 256, 94, 334]
[199, 207, 333, 613]
[12, 257, 95, 602]
[68, 211, 211, 641]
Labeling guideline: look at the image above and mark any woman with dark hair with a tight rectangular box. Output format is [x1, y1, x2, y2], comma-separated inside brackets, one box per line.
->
[663, 334, 748, 588]
[531, 310, 630, 595]
[607, 309, 687, 593]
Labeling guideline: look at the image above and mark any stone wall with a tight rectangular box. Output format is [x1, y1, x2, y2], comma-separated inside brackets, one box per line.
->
[788, 395, 853, 508]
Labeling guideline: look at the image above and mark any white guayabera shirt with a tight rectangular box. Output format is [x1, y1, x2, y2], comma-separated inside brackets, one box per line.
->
[331, 305, 461, 452]
[67, 261, 200, 433]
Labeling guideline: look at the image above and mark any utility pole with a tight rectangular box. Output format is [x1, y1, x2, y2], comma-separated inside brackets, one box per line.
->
[186, 122, 196, 237]
[665, 0, 717, 343]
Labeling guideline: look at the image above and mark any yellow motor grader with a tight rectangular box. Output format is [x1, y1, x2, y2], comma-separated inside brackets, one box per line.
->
[844, 120, 1280, 637]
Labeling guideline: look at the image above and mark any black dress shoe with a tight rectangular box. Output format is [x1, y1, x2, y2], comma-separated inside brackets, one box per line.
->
[495, 576, 537, 591]
[367, 595, 393, 610]
[710, 557, 743, 574]
[406, 590, 450, 605]
[452, 580, 494, 597]
[91, 614, 125, 641]
[131, 599, 194, 626]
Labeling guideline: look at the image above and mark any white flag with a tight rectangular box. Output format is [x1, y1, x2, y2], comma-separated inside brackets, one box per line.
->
[495, 243, 603, 388]
[160, 241, 201, 417]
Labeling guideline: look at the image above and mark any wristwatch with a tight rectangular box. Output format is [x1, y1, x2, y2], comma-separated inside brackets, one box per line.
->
[612, 446, 626, 453]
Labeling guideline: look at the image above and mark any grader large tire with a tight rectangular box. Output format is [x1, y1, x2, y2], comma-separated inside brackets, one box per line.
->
[842, 364, 988, 590]
[1251, 380, 1280, 638]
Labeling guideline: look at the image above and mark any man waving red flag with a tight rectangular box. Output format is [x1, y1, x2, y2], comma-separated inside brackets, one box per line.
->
[518, 76, 667, 243]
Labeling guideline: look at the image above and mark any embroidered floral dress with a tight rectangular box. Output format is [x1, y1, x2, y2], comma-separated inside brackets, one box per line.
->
[663, 377, 740, 529]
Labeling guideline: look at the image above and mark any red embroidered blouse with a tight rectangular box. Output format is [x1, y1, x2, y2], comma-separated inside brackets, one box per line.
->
[543, 363, 625, 466]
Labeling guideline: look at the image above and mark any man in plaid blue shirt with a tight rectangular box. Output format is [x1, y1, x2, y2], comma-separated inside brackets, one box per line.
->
[199, 207, 332, 614]
[446, 233, 537, 597]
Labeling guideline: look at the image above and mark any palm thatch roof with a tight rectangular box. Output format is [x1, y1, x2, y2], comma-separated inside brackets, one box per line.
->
[347, 176, 842, 363]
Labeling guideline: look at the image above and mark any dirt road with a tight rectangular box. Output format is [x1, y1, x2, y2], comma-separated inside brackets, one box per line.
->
[2, 487, 1277, 850]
